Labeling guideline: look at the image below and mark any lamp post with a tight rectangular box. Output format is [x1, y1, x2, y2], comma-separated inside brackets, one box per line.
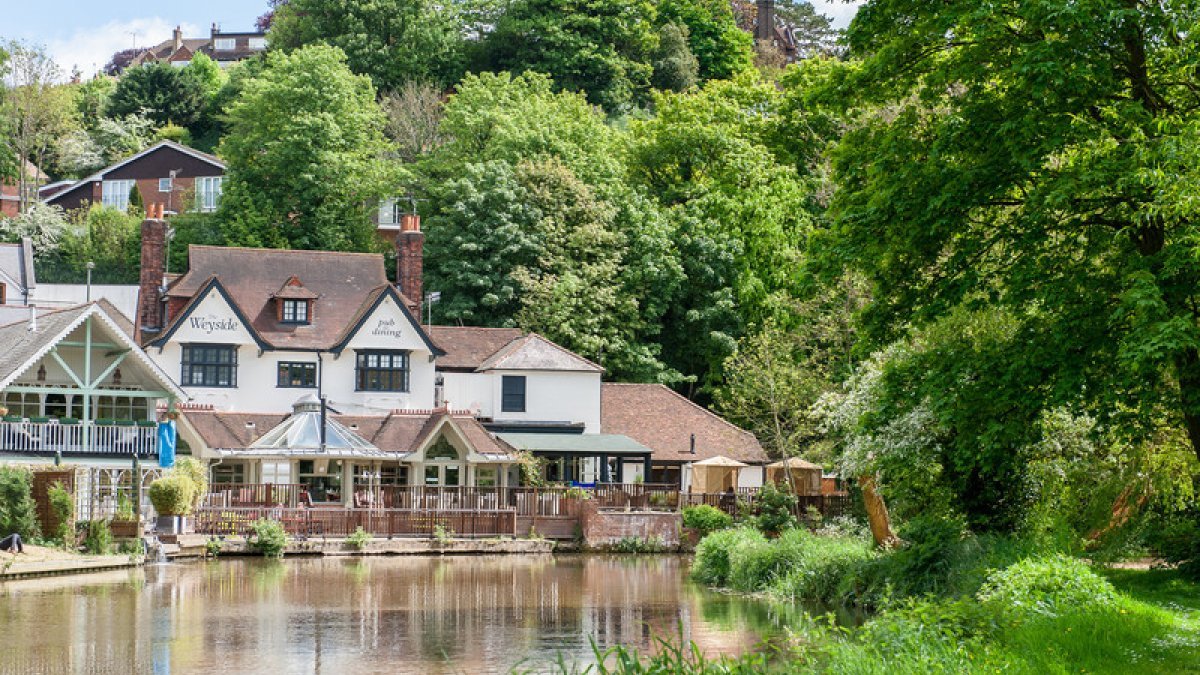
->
[85, 261, 95, 302]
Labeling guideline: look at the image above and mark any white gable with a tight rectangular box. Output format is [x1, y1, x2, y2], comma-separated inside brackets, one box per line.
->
[343, 295, 430, 352]
[167, 289, 257, 345]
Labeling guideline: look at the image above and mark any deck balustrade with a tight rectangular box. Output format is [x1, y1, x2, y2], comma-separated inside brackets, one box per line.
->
[0, 419, 159, 456]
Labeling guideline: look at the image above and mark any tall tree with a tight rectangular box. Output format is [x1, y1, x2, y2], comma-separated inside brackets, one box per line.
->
[105, 61, 206, 128]
[627, 76, 813, 391]
[651, 22, 700, 92]
[269, 0, 466, 90]
[826, 2, 1200, 465]
[216, 45, 398, 252]
[381, 81, 446, 163]
[659, 0, 754, 81]
[0, 42, 74, 212]
[475, 0, 659, 111]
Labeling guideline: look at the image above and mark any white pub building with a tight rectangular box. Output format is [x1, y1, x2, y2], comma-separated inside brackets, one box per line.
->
[133, 212, 682, 504]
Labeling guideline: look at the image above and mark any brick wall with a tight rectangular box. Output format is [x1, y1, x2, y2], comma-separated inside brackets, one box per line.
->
[581, 504, 682, 548]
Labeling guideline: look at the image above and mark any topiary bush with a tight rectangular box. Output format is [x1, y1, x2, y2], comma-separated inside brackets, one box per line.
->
[683, 505, 733, 536]
[977, 555, 1117, 617]
[148, 475, 196, 516]
[691, 527, 766, 586]
[250, 518, 288, 558]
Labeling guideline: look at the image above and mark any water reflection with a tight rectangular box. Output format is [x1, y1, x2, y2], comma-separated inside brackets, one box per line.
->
[0, 556, 781, 674]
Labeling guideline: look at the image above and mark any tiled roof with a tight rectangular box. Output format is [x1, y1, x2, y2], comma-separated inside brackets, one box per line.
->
[428, 326, 525, 370]
[0, 305, 90, 387]
[166, 246, 407, 350]
[182, 408, 516, 458]
[0, 303, 186, 398]
[600, 383, 768, 464]
[476, 334, 603, 373]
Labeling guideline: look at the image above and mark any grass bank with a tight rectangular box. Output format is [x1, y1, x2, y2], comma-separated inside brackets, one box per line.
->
[550, 525, 1200, 673]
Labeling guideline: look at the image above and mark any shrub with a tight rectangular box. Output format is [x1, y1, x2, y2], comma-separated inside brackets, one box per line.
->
[978, 555, 1117, 617]
[611, 535, 667, 553]
[771, 535, 877, 605]
[48, 482, 74, 546]
[754, 482, 797, 536]
[347, 526, 372, 550]
[173, 457, 208, 512]
[148, 475, 196, 516]
[205, 537, 222, 558]
[433, 523, 453, 545]
[82, 519, 113, 555]
[115, 493, 136, 521]
[682, 505, 732, 536]
[1150, 512, 1200, 579]
[249, 518, 288, 558]
[691, 528, 766, 586]
[0, 467, 39, 539]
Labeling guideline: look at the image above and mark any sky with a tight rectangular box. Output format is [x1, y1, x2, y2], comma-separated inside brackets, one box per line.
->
[3, 0, 863, 78]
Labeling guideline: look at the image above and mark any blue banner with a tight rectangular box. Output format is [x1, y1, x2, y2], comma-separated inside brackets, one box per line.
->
[158, 420, 177, 468]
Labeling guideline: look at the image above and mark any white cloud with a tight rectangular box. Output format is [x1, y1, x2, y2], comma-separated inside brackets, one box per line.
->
[815, 0, 864, 28]
[44, 18, 201, 79]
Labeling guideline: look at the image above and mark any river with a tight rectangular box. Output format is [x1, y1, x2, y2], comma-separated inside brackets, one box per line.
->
[0, 555, 784, 674]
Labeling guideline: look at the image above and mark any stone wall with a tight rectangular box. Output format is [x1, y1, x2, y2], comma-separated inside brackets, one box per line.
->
[580, 505, 681, 549]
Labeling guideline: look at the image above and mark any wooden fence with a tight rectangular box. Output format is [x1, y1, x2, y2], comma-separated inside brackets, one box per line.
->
[681, 492, 853, 520]
[193, 507, 516, 538]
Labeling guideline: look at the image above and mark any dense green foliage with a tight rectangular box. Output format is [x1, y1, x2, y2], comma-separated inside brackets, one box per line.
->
[250, 518, 289, 558]
[681, 505, 732, 535]
[48, 482, 74, 546]
[82, 519, 113, 555]
[269, 0, 466, 90]
[657, 0, 752, 81]
[475, 0, 658, 111]
[147, 475, 195, 517]
[217, 45, 398, 251]
[106, 61, 206, 128]
[0, 467, 39, 540]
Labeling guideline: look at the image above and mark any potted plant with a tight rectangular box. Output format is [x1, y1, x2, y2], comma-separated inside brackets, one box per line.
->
[110, 493, 142, 538]
[148, 474, 196, 534]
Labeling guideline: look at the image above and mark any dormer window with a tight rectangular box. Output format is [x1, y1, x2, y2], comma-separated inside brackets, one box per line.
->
[281, 299, 309, 324]
[273, 275, 318, 325]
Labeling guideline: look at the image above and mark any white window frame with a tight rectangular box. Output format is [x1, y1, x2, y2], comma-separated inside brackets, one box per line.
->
[377, 198, 401, 226]
[248, 37, 267, 50]
[101, 179, 136, 210]
[195, 176, 223, 212]
[213, 38, 236, 51]
[158, 177, 173, 193]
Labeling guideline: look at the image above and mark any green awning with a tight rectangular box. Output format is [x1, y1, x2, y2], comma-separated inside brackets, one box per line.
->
[497, 433, 651, 456]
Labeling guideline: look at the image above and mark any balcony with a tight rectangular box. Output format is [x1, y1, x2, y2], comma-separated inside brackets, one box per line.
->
[0, 418, 159, 457]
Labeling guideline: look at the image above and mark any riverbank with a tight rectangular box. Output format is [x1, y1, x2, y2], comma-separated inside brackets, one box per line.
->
[617, 527, 1200, 673]
[0, 545, 139, 580]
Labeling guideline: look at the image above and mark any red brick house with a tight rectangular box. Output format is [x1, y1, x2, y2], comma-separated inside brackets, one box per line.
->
[43, 141, 225, 216]
[1, 161, 47, 218]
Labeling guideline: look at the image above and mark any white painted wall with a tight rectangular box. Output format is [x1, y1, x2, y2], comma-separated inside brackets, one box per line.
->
[441, 372, 494, 417]
[148, 288, 437, 413]
[487, 370, 602, 432]
[34, 284, 139, 321]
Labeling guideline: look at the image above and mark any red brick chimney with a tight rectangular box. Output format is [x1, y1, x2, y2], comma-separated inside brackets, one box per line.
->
[137, 204, 168, 342]
[397, 213, 424, 317]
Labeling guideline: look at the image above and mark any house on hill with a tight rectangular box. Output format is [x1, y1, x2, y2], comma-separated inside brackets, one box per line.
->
[43, 140, 224, 216]
[117, 25, 267, 72]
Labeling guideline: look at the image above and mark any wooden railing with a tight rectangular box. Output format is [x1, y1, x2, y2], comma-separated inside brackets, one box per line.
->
[681, 491, 853, 519]
[0, 420, 158, 456]
[200, 484, 853, 522]
[193, 507, 516, 538]
[205, 483, 304, 509]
